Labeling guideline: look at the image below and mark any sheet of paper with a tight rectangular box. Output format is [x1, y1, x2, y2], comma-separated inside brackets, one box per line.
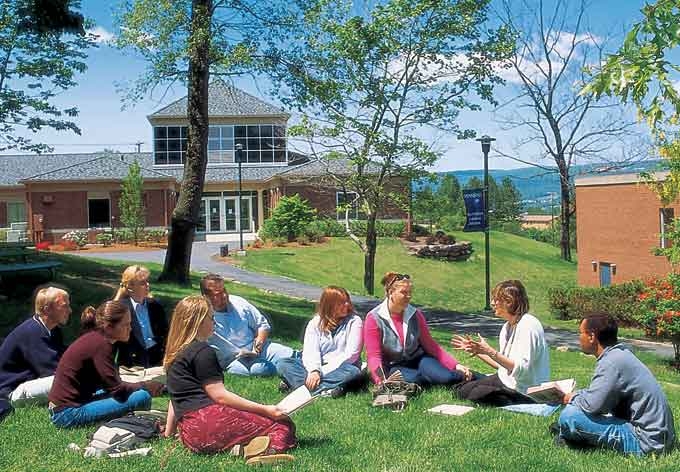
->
[427, 404, 475, 416]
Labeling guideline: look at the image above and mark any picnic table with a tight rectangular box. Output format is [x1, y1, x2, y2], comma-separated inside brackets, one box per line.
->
[0, 242, 61, 280]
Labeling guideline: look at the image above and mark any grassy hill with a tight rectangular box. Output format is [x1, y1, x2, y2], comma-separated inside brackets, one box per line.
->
[241, 232, 578, 330]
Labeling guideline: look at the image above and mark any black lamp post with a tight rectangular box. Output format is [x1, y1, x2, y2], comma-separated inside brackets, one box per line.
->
[476, 134, 495, 311]
[235, 143, 244, 251]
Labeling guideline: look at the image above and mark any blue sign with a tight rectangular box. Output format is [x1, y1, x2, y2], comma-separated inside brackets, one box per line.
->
[463, 189, 486, 232]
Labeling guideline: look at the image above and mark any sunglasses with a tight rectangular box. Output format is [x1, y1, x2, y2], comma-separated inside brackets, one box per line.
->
[388, 273, 410, 290]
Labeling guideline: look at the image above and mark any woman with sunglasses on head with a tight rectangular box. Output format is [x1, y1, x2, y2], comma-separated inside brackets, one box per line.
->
[113, 265, 168, 368]
[276, 286, 363, 398]
[451, 279, 550, 406]
[363, 272, 473, 387]
[163, 296, 296, 466]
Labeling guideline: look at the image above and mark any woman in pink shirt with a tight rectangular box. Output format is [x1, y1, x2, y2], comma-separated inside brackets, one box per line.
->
[363, 272, 472, 386]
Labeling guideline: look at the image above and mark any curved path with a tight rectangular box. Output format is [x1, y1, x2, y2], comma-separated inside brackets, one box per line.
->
[77, 242, 674, 358]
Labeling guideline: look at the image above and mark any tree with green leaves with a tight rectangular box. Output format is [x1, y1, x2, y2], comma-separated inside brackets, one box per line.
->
[413, 185, 441, 232]
[269, 0, 513, 294]
[1, 0, 94, 153]
[495, 176, 522, 223]
[119, 160, 145, 246]
[116, 0, 285, 284]
[436, 174, 464, 217]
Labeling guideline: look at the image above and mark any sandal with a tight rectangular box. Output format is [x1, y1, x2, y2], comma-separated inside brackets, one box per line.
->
[245, 453, 295, 466]
[230, 436, 271, 460]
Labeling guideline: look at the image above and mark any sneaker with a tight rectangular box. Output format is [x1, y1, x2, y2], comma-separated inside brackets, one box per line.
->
[320, 386, 345, 399]
[549, 422, 560, 436]
[278, 380, 291, 393]
[246, 453, 295, 466]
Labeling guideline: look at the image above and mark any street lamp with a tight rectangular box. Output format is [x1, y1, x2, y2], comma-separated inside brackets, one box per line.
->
[546, 192, 556, 245]
[235, 143, 244, 252]
[476, 134, 495, 312]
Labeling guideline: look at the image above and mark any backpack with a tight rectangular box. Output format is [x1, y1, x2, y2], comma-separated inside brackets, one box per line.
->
[371, 380, 422, 411]
[104, 414, 162, 440]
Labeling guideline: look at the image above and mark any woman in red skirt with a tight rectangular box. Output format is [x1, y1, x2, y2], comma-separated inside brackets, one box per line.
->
[163, 296, 296, 465]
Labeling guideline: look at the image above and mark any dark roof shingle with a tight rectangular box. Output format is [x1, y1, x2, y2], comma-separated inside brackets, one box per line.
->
[148, 79, 288, 119]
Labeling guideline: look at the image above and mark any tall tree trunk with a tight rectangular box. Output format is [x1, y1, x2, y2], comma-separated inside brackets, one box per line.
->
[364, 213, 378, 295]
[158, 0, 211, 285]
[559, 171, 572, 262]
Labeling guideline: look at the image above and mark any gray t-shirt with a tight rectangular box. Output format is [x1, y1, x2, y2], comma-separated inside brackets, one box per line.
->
[571, 344, 675, 453]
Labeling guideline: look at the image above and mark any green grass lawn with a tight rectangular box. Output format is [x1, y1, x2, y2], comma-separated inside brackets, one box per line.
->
[2, 256, 679, 471]
[242, 233, 580, 330]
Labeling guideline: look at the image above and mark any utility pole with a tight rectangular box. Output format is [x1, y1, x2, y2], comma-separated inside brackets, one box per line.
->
[135, 141, 143, 153]
[476, 135, 495, 312]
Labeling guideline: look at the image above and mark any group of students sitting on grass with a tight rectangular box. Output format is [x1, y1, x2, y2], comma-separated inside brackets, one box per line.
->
[0, 266, 676, 464]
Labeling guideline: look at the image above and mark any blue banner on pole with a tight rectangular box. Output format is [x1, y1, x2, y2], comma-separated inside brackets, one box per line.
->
[463, 188, 486, 232]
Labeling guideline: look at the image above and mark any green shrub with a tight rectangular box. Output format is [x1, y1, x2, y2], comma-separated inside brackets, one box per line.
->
[296, 235, 310, 245]
[95, 233, 113, 247]
[349, 220, 405, 237]
[113, 228, 134, 244]
[439, 213, 466, 232]
[637, 274, 680, 362]
[303, 223, 326, 243]
[307, 218, 346, 237]
[548, 281, 645, 326]
[263, 194, 317, 242]
[0, 229, 7, 242]
[272, 237, 287, 247]
[144, 228, 167, 243]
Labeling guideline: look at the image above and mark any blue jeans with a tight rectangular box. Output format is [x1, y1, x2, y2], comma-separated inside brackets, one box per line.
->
[558, 403, 643, 455]
[50, 389, 152, 428]
[226, 341, 294, 377]
[389, 356, 465, 386]
[276, 357, 362, 394]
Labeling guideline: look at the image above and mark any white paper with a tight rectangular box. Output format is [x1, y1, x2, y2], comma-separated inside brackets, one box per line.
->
[427, 404, 475, 416]
[276, 385, 317, 415]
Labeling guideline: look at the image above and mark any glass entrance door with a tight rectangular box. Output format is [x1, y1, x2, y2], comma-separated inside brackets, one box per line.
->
[240, 197, 252, 232]
[224, 198, 237, 231]
[207, 198, 221, 232]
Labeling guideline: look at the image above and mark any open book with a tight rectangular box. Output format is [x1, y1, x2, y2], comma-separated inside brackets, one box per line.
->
[235, 349, 258, 360]
[119, 366, 167, 384]
[526, 378, 575, 403]
[276, 385, 318, 416]
[427, 404, 475, 416]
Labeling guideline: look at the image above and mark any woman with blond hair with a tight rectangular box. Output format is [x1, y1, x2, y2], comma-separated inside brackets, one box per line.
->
[114, 265, 168, 367]
[48, 301, 164, 428]
[451, 279, 550, 406]
[163, 296, 296, 465]
[276, 286, 363, 397]
[364, 272, 473, 387]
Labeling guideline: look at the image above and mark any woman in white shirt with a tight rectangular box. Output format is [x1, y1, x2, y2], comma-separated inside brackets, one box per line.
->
[276, 286, 363, 397]
[451, 279, 550, 406]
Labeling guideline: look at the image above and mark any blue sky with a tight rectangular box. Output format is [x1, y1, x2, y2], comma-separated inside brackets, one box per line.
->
[6, 0, 657, 171]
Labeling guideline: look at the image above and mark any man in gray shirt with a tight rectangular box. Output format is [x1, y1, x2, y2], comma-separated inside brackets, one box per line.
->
[557, 312, 675, 455]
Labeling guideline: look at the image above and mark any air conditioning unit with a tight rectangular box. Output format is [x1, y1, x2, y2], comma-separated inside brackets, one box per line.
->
[41, 195, 54, 204]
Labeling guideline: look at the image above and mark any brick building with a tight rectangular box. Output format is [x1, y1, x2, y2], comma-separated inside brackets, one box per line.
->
[0, 80, 408, 243]
[575, 172, 673, 287]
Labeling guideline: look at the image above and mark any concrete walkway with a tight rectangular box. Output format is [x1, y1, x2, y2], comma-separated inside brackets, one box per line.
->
[78, 242, 675, 358]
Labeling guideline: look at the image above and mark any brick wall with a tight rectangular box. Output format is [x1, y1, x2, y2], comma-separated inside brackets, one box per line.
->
[31, 191, 88, 232]
[144, 189, 168, 226]
[282, 177, 409, 220]
[576, 182, 674, 286]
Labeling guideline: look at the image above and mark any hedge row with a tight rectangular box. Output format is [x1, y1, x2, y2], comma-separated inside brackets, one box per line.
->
[548, 280, 645, 326]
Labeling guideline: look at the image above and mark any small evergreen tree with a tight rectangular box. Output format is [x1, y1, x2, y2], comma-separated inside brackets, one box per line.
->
[265, 194, 317, 242]
[119, 160, 145, 245]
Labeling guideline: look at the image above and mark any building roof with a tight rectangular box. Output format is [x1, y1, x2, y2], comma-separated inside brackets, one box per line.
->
[274, 157, 382, 179]
[148, 79, 289, 119]
[21, 153, 174, 183]
[574, 171, 669, 187]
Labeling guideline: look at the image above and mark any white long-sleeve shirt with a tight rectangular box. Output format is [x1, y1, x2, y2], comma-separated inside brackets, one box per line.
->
[302, 314, 363, 376]
[497, 313, 550, 393]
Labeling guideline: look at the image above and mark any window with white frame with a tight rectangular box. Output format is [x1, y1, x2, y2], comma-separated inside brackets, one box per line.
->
[155, 124, 287, 166]
[7, 201, 26, 224]
[336, 191, 360, 220]
[660, 208, 675, 249]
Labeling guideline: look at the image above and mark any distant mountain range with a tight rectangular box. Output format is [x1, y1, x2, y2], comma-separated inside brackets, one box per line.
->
[439, 160, 664, 210]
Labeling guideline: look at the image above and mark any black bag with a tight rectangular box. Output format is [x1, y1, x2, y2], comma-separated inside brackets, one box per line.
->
[0, 398, 13, 424]
[453, 374, 535, 407]
[104, 414, 161, 440]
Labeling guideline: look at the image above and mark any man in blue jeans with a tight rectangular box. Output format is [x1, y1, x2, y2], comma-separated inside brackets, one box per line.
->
[201, 274, 295, 376]
[557, 312, 675, 455]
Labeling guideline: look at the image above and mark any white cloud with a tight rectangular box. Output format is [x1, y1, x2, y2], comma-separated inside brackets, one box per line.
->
[86, 26, 115, 45]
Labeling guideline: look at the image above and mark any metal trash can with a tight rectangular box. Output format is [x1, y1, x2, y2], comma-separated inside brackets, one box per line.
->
[220, 244, 229, 257]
